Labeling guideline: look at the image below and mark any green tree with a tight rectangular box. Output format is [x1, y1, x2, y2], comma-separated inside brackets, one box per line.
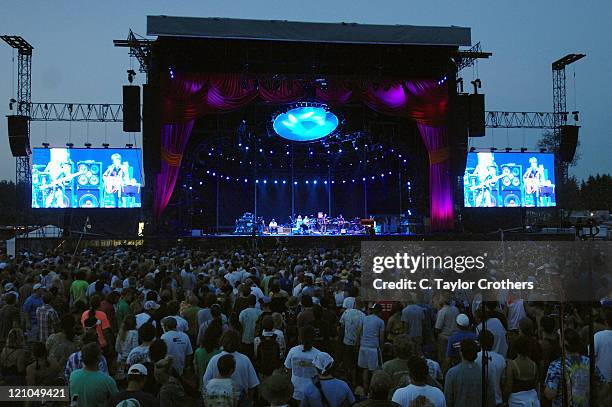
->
[0, 180, 16, 225]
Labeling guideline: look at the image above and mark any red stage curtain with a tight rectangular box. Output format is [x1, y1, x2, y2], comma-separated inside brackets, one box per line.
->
[155, 74, 454, 230]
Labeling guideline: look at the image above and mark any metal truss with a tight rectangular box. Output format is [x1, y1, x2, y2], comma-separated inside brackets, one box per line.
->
[485, 111, 554, 129]
[113, 30, 153, 74]
[552, 54, 585, 130]
[454, 42, 492, 72]
[29, 103, 123, 122]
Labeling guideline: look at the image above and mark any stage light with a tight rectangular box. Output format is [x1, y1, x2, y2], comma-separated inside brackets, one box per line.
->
[286, 151, 290, 155]
[338, 149, 342, 153]
[168, 67, 175, 79]
[199, 181, 203, 185]
[388, 171, 392, 175]
[263, 180, 267, 184]
[206, 170, 210, 174]
[490, 147, 498, 152]
[84, 142, 91, 148]
[127, 69, 136, 84]
[274, 180, 278, 184]
[305, 180, 309, 184]
[259, 148, 263, 153]
[65, 142, 74, 149]
[520, 147, 528, 153]
[225, 176, 230, 180]
[362, 177, 366, 182]
[272, 103, 339, 142]
[212, 172, 216, 176]
[352, 179, 355, 183]
[314, 180, 318, 184]
[189, 186, 193, 190]
[9, 98, 16, 110]
[42, 142, 50, 148]
[403, 159, 407, 163]
[126, 143, 133, 149]
[282, 180, 286, 184]
[371, 176, 375, 179]
[539, 148, 547, 153]
[294, 181, 298, 185]
[505, 147, 512, 152]
[324, 180, 328, 185]
[469, 147, 476, 152]
[244, 179, 248, 183]
[381, 173, 385, 177]
[269, 150, 273, 154]
[245, 146, 249, 150]
[255, 179, 259, 183]
[342, 180, 346, 184]
[102, 143, 110, 149]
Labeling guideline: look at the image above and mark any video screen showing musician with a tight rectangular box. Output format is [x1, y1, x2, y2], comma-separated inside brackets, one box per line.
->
[471, 152, 500, 207]
[102, 153, 128, 208]
[41, 148, 74, 208]
[523, 156, 545, 207]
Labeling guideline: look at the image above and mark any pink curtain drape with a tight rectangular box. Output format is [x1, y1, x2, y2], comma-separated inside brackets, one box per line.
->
[155, 74, 454, 230]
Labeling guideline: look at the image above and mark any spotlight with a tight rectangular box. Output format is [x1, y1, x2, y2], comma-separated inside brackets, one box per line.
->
[520, 147, 528, 153]
[102, 143, 110, 149]
[294, 181, 298, 185]
[338, 149, 342, 153]
[469, 147, 476, 152]
[505, 147, 512, 152]
[282, 180, 286, 184]
[539, 148, 547, 153]
[362, 177, 366, 182]
[274, 180, 278, 184]
[259, 148, 263, 153]
[126, 143, 133, 149]
[305, 180, 309, 184]
[127, 69, 136, 84]
[84, 142, 92, 148]
[263, 180, 267, 184]
[324, 180, 328, 185]
[42, 142, 50, 148]
[490, 147, 497, 152]
[9, 98, 16, 110]
[256, 180, 259, 183]
[244, 179, 248, 183]
[66, 142, 74, 149]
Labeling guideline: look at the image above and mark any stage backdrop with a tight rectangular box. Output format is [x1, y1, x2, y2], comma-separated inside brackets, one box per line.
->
[156, 74, 453, 230]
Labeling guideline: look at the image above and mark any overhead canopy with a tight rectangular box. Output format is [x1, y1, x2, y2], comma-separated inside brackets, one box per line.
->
[147, 16, 471, 47]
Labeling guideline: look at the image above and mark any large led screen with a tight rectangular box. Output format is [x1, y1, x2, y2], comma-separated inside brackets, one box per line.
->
[32, 148, 143, 208]
[463, 152, 556, 208]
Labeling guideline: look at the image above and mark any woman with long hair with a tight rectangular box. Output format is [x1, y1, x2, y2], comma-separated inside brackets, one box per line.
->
[26, 342, 61, 386]
[115, 314, 139, 381]
[46, 315, 79, 375]
[194, 317, 223, 391]
[0, 328, 28, 385]
[504, 335, 541, 407]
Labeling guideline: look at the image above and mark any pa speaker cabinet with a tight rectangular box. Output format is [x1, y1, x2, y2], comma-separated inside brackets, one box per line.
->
[7, 115, 31, 157]
[122, 85, 141, 132]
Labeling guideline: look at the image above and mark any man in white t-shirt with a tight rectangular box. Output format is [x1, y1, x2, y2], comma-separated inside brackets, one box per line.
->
[135, 301, 159, 329]
[204, 330, 259, 402]
[357, 303, 385, 394]
[476, 330, 506, 406]
[339, 297, 365, 385]
[160, 317, 193, 375]
[594, 311, 612, 383]
[476, 316, 508, 358]
[284, 325, 322, 401]
[392, 356, 446, 407]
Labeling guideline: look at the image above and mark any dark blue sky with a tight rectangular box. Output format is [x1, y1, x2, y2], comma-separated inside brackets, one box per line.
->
[1, 0, 610, 181]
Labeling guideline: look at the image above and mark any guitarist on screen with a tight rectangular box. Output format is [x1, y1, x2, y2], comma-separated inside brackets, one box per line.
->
[471, 152, 500, 207]
[102, 153, 127, 208]
[523, 156, 545, 207]
[41, 148, 75, 208]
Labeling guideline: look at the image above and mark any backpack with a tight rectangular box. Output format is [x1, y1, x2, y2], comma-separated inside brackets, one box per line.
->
[257, 334, 281, 376]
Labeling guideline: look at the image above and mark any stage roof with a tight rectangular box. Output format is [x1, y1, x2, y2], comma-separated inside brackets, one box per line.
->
[147, 16, 471, 47]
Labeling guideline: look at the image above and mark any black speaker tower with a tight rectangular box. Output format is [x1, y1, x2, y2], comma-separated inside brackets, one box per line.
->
[7, 115, 30, 157]
[142, 84, 161, 174]
[122, 85, 141, 132]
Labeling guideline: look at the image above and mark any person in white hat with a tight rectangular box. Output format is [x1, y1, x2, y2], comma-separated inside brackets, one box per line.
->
[135, 301, 159, 330]
[112, 363, 159, 407]
[446, 313, 478, 367]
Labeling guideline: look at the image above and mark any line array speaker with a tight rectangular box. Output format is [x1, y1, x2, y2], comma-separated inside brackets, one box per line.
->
[122, 85, 141, 132]
[7, 115, 31, 157]
[142, 84, 161, 174]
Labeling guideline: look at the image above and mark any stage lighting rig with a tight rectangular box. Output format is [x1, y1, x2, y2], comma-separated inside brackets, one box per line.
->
[126, 143, 133, 148]
[127, 69, 136, 83]
[42, 142, 50, 148]
[505, 147, 512, 152]
[520, 147, 528, 153]
[84, 142, 92, 148]
[471, 79, 482, 94]
[490, 147, 497, 152]
[66, 142, 74, 149]
[8, 98, 16, 110]
[102, 143, 110, 148]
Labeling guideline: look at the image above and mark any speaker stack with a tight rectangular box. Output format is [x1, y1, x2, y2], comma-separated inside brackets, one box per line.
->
[76, 160, 103, 208]
[499, 163, 522, 207]
[7, 115, 31, 157]
[559, 125, 579, 163]
[122, 85, 141, 132]
[142, 84, 161, 174]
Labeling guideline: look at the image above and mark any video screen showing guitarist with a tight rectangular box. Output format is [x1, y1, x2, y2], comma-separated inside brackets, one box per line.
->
[471, 152, 501, 207]
[523, 156, 545, 207]
[102, 153, 127, 208]
[41, 148, 75, 208]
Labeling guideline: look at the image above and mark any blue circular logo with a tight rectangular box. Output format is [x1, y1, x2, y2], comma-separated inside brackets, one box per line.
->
[272, 105, 339, 142]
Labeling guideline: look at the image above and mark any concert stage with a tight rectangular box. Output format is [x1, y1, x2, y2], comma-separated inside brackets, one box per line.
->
[142, 16, 474, 236]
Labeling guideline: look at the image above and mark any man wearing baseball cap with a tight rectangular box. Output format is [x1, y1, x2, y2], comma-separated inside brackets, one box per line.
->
[446, 313, 478, 367]
[112, 363, 159, 407]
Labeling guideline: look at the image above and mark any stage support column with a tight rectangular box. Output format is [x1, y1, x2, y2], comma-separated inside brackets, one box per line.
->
[291, 144, 295, 217]
[398, 164, 402, 232]
[216, 174, 220, 234]
[327, 164, 332, 216]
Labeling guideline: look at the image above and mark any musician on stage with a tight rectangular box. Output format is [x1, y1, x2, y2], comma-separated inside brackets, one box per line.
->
[471, 152, 499, 207]
[269, 218, 278, 234]
[102, 153, 127, 208]
[523, 156, 545, 207]
[42, 148, 73, 208]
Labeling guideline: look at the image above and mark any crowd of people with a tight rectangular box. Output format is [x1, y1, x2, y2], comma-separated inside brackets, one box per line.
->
[0, 244, 610, 407]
